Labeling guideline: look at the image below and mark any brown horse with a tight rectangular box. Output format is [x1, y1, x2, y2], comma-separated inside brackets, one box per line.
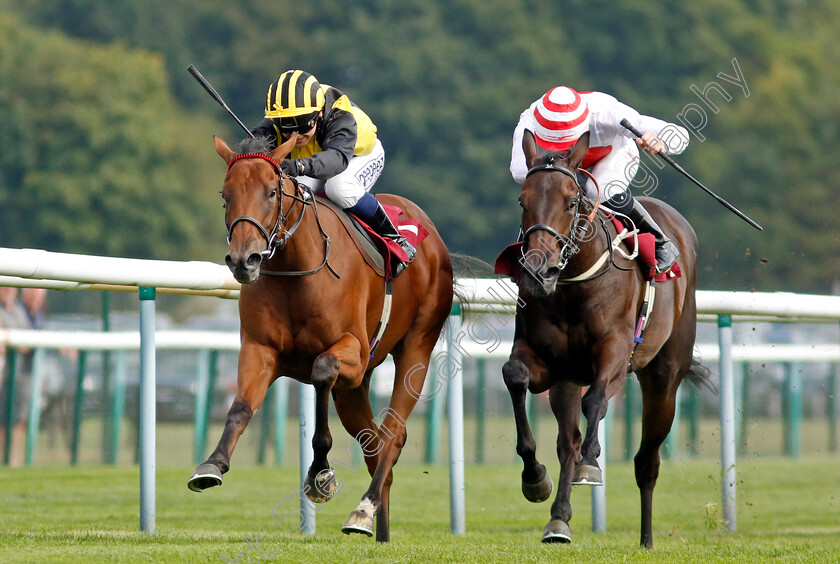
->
[501, 130, 710, 547]
[188, 134, 454, 542]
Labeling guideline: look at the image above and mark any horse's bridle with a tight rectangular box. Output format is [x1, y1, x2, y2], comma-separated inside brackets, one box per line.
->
[225, 153, 338, 277]
[521, 161, 590, 273]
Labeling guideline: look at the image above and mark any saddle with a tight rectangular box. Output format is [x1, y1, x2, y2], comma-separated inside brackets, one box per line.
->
[316, 197, 428, 281]
[315, 196, 429, 358]
[608, 215, 681, 282]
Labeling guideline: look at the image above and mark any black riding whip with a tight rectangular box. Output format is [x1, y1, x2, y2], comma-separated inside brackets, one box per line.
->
[620, 118, 762, 231]
[187, 64, 255, 139]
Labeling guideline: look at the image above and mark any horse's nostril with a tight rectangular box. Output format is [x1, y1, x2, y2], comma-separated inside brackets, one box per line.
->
[246, 253, 263, 269]
[225, 255, 235, 270]
[545, 266, 561, 279]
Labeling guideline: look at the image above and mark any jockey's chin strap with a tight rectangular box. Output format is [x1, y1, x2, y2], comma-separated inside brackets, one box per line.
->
[225, 152, 339, 278]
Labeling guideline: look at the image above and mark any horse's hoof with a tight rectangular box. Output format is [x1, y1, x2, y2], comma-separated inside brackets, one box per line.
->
[187, 463, 223, 492]
[541, 519, 572, 543]
[341, 510, 374, 537]
[521, 468, 553, 503]
[572, 464, 603, 486]
[304, 468, 337, 503]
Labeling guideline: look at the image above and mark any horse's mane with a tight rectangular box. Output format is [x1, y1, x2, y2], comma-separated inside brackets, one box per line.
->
[237, 135, 276, 154]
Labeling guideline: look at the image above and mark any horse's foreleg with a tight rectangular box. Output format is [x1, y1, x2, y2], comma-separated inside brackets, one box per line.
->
[576, 346, 627, 485]
[503, 341, 553, 503]
[305, 333, 364, 504]
[541, 381, 582, 543]
[188, 341, 276, 492]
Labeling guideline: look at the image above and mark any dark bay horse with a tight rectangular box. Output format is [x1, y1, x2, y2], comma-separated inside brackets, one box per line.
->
[502, 130, 710, 547]
[188, 134, 454, 542]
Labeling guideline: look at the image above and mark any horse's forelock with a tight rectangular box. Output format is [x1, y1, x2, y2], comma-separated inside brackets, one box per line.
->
[541, 150, 570, 166]
[237, 135, 276, 155]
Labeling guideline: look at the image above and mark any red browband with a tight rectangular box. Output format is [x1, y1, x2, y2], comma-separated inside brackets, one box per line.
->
[227, 153, 282, 174]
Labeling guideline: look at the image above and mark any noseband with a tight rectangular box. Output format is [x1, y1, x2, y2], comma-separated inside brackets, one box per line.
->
[225, 152, 308, 260]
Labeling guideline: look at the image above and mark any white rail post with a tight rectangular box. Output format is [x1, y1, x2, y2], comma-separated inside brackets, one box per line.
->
[446, 304, 466, 535]
[138, 286, 156, 534]
[718, 314, 737, 531]
[298, 381, 316, 534]
[591, 406, 608, 532]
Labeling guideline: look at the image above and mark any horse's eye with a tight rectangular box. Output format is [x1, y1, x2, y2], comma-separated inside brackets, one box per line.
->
[269, 189, 277, 198]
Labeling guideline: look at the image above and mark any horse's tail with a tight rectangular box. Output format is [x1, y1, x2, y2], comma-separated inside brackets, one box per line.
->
[450, 253, 496, 319]
[685, 354, 717, 394]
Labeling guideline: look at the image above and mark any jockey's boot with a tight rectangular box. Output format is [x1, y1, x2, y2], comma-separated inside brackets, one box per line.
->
[367, 203, 417, 277]
[628, 199, 679, 274]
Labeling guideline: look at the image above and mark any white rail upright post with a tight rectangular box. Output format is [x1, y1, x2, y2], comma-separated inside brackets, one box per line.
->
[718, 314, 737, 532]
[25, 348, 46, 465]
[446, 303, 466, 535]
[274, 377, 289, 464]
[591, 405, 608, 532]
[138, 286, 156, 534]
[298, 381, 316, 534]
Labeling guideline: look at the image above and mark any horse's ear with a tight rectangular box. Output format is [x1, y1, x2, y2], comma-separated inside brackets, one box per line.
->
[522, 129, 541, 169]
[214, 136, 236, 165]
[567, 131, 590, 170]
[269, 133, 298, 162]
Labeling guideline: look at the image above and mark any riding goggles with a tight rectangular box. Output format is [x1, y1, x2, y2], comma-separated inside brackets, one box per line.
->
[274, 112, 319, 135]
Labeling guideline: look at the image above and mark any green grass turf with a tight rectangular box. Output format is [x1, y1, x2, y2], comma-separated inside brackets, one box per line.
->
[1, 456, 838, 563]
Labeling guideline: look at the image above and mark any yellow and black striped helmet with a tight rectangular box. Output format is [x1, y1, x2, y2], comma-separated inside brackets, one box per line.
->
[265, 70, 326, 118]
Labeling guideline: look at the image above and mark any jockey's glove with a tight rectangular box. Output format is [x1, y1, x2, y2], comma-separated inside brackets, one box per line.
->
[280, 158, 307, 177]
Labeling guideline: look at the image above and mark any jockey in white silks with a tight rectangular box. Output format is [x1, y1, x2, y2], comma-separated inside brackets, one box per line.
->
[510, 86, 690, 274]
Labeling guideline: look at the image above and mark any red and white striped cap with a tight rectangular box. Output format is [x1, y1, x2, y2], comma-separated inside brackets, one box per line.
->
[533, 86, 590, 151]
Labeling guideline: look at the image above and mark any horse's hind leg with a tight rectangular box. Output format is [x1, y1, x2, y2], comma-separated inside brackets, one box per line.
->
[541, 381, 582, 543]
[502, 340, 554, 504]
[635, 291, 698, 548]
[634, 369, 680, 548]
[341, 340, 436, 542]
[188, 341, 276, 491]
[332, 381, 381, 539]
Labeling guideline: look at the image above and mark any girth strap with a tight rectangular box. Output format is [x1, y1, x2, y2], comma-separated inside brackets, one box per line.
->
[627, 280, 656, 370]
[368, 279, 394, 359]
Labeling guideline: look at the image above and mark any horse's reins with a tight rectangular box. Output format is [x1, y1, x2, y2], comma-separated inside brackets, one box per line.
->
[225, 153, 339, 278]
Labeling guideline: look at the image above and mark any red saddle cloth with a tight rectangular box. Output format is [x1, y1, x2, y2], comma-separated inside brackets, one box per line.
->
[352, 204, 429, 280]
[494, 217, 681, 283]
